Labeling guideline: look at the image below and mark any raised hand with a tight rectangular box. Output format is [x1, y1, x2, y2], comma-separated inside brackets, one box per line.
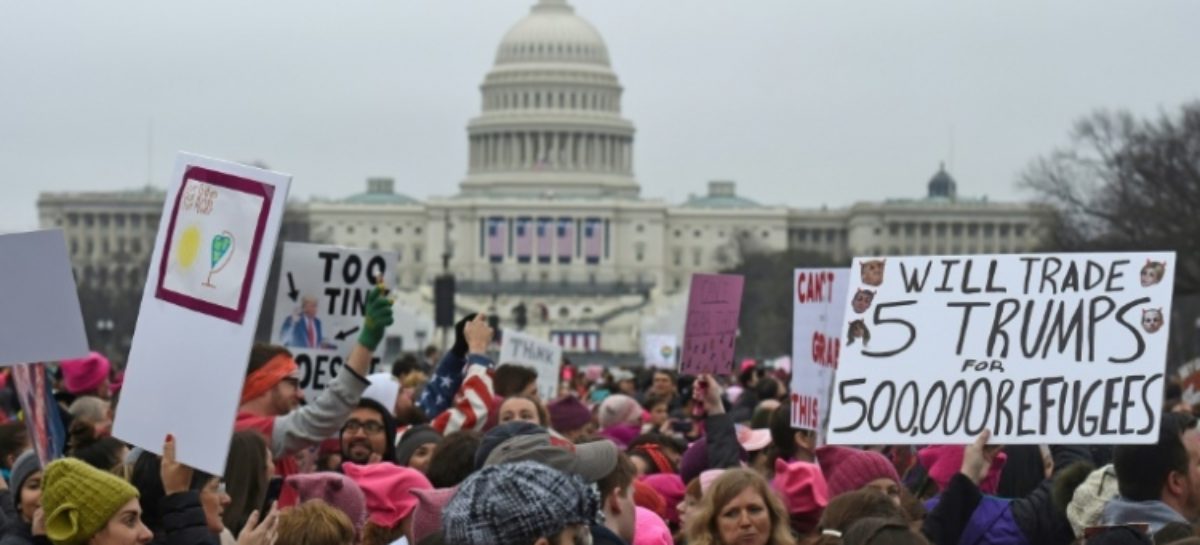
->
[357, 279, 395, 351]
[464, 313, 494, 354]
[161, 434, 194, 495]
[237, 502, 280, 545]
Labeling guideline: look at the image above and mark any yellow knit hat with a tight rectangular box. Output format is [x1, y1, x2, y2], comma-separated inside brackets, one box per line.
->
[41, 458, 140, 545]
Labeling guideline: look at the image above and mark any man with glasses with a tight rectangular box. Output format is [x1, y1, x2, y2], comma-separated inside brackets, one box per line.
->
[340, 398, 397, 466]
[235, 286, 394, 485]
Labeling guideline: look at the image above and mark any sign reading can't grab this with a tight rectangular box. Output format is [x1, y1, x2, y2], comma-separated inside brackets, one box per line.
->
[790, 269, 848, 445]
[826, 253, 1175, 445]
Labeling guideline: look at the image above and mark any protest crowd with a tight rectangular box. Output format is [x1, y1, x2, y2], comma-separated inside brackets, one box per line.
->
[0, 282, 1197, 545]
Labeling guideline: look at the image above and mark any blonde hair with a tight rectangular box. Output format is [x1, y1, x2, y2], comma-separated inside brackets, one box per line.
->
[402, 371, 428, 392]
[685, 469, 795, 545]
[277, 500, 356, 545]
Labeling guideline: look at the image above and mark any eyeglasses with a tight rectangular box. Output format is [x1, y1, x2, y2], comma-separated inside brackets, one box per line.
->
[342, 420, 385, 434]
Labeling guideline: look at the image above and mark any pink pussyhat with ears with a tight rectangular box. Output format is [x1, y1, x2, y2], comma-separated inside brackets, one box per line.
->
[815, 445, 900, 499]
[342, 462, 432, 529]
[59, 352, 111, 395]
[772, 459, 829, 535]
[634, 506, 674, 545]
[282, 472, 367, 539]
[410, 487, 457, 544]
[919, 445, 1008, 494]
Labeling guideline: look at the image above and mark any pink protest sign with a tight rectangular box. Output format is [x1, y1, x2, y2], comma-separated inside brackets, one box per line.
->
[680, 274, 745, 376]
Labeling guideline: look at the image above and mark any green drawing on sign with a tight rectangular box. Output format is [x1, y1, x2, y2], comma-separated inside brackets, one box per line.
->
[202, 231, 236, 288]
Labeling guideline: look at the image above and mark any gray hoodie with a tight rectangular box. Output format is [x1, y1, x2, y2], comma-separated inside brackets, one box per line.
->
[1101, 497, 1190, 534]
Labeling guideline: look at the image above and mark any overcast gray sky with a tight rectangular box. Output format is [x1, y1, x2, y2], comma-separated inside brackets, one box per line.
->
[2, 0, 1198, 232]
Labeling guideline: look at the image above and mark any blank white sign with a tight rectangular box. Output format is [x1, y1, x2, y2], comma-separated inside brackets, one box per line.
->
[0, 230, 89, 367]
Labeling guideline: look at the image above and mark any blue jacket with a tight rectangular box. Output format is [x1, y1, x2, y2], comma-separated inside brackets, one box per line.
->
[279, 314, 329, 349]
[417, 350, 468, 419]
[923, 445, 1091, 545]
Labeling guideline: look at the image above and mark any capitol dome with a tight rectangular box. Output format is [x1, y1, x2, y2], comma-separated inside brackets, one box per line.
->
[460, 0, 639, 199]
[495, 0, 611, 66]
[927, 162, 958, 200]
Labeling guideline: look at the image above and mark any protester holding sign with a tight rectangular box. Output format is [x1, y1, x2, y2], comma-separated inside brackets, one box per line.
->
[235, 285, 394, 480]
[828, 253, 1176, 446]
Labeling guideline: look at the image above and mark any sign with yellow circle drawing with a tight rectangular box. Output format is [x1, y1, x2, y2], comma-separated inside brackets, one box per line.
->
[155, 166, 274, 324]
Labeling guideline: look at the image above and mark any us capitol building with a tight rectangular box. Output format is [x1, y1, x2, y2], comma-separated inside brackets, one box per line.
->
[38, 0, 1052, 362]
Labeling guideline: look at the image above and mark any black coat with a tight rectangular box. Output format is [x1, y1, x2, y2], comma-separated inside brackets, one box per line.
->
[149, 492, 219, 545]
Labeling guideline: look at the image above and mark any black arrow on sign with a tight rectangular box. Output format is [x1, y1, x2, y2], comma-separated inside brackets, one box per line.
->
[335, 326, 360, 341]
[286, 272, 299, 302]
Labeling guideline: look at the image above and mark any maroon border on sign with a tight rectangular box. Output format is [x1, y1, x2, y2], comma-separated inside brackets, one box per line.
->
[154, 166, 275, 324]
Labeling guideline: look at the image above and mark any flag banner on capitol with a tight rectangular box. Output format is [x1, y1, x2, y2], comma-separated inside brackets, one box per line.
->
[271, 242, 396, 400]
[826, 252, 1175, 445]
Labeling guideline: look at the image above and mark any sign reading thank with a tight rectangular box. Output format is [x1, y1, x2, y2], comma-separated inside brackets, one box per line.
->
[826, 253, 1175, 445]
[498, 331, 564, 402]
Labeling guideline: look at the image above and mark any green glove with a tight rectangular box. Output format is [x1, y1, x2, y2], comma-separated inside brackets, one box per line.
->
[357, 287, 394, 351]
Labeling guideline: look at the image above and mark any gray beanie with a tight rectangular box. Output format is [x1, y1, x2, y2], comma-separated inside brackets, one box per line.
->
[9, 450, 41, 509]
[395, 425, 443, 467]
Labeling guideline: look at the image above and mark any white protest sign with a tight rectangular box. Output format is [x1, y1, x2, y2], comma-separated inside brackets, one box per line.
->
[827, 253, 1175, 445]
[114, 152, 290, 475]
[790, 269, 848, 444]
[0, 230, 89, 367]
[270, 242, 395, 400]
[499, 331, 563, 401]
[642, 334, 678, 369]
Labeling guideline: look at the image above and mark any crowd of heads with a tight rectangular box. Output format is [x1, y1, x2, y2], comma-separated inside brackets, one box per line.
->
[1, 328, 1200, 545]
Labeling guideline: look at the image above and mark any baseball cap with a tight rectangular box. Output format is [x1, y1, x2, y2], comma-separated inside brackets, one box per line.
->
[474, 421, 544, 470]
[484, 433, 619, 483]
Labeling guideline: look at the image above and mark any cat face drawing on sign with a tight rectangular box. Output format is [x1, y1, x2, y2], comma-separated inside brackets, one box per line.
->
[847, 319, 870, 347]
[860, 259, 886, 286]
[851, 289, 875, 314]
[1141, 260, 1167, 287]
[1142, 308, 1164, 334]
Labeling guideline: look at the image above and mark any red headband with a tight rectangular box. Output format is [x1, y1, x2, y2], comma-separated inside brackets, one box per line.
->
[634, 444, 675, 475]
[241, 354, 299, 404]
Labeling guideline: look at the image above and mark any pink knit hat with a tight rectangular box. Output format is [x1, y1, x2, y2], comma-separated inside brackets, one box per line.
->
[918, 445, 1008, 494]
[815, 446, 900, 499]
[699, 469, 726, 494]
[548, 396, 592, 433]
[410, 486, 457, 543]
[342, 462, 432, 529]
[59, 352, 110, 395]
[634, 506, 674, 545]
[282, 472, 367, 537]
[598, 394, 643, 429]
[772, 459, 829, 534]
[641, 474, 685, 525]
